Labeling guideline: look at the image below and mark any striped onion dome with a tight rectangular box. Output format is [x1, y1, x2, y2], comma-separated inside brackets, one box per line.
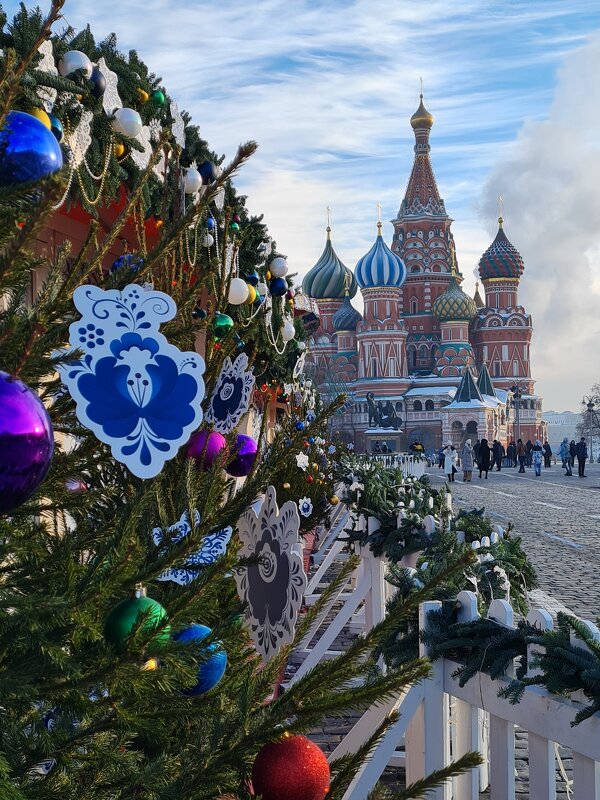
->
[478, 218, 525, 280]
[332, 295, 362, 331]
[355, 222, 407, 289]
[302, 227, 357, 299]
[433, 274, 477, 322]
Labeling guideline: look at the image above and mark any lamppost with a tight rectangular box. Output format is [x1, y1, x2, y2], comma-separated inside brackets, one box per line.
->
[510, 382, 523, 443]
[583, 396, 596, 463]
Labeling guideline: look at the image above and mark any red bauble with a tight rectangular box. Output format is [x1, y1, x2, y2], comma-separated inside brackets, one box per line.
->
[252, 735, 330, 800]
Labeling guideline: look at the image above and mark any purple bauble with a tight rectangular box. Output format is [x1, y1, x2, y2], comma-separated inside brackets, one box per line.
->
[226, 434, 258, 477]
[0, 371, 54, 514]
[187, 429, 227, 469]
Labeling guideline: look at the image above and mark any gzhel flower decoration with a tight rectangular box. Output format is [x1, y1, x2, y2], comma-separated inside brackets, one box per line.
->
[152, 510, 233, 585]
[295, 452, 309, 471]
[298, 496, 313, 518]
[57, 284, 205, 478]
[306, 410, 316, 424]
[204, 352, 255, 434]
[234, 486, 307, 663]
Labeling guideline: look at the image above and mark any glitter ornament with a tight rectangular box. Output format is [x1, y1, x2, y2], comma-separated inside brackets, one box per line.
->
[251, 735, 330, 800]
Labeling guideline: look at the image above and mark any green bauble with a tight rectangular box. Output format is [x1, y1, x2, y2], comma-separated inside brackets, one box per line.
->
[104, 596, 170, 652]
[213, 312, 234, 339]
[152, 89, 165, 105]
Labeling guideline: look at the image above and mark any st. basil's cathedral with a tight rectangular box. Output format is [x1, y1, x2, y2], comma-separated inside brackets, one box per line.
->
[301, 95, 546, 453]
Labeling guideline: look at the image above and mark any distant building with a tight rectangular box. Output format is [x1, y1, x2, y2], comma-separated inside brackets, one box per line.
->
[543, 411, 582, 450]
[302, 94, 545, 453]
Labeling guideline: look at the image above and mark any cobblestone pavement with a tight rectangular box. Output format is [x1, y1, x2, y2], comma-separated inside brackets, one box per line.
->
[426, 461, 600, 619]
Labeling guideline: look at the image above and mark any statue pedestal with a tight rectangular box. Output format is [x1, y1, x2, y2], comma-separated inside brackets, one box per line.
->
[365, 429, 406, 453]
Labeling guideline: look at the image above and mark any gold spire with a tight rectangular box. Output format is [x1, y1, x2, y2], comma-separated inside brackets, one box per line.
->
[410, 81, 434, 130]
[376, 201, 382, 236]
[497, 195, 504, 228]
[326, 205, 332, 238]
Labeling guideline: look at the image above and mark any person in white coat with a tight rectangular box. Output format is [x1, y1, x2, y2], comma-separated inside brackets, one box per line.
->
[443, 443, 457, 482]
[461, 439, 474, 482]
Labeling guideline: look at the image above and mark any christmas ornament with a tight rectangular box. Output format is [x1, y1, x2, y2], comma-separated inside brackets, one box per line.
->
[169, 101, 186, 148]
[204, 352, 255, 434]
[295, 421, 305, 431]
[65, 478, 87, 494]
[0, 111, 63, 185]
[246, 270, 259, 286]
[230, 221, 240, 232]
[329, 495, 340, 505]
[270, 256, 288, 278]
[286, 288, 295, 299]
[0, 372, 54, 514]
[282, 482, 291, 490]
[232, 213, 241, 223]
[244, 285, 257, 304]
[174, 624, 227, 695]
[152, 89, 165, 105]
[202, 233, 214, 247]
[104, 595, 169, 652]
[187, 428, 229, 471]
[29, 108, 51, 129]
[269, 277, 287, 297]
[226, 434, 258, 477]
[235, 486, 306, 662]
[307, 475, 314, 483]
[281, 320, 295, 342]
[110, 253, 143, 273]
[48, 113, 63, 141]
[58, 50, 93, 79]
[206, 216, 215, 230]
[64, 109, 93, 169]
[153, 510, 232, 585]
[136, 88, 150, 103]
[199, 159, 218, 184]
[184, 166, 202, 194]
[213, 312, 234, 339]
[298, 496, 313, 517]
[227, 277, 249, 305]
[265, 270, 272, 280]
[57, 284, 205, 479]
[256, 281, 268, 296]
[113, 142, 125, 158]
[89, 65, 106, 98]
[111, 107, 143, 138]
[35, 40, 57, 112]
[98, 57, 122, 116]
[252, 735, 330, 800]
[297, 341, 307, 351]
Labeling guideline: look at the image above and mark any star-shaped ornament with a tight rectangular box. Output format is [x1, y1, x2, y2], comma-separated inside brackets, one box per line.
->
[170, 101, 185, 148]
[296, 453, 309, 471]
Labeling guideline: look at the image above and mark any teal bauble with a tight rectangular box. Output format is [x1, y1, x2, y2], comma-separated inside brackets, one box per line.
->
[213, 312, 234, 339]
[104, 596, 170, 652]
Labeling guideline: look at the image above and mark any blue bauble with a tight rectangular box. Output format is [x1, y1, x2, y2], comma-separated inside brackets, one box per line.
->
[110, 253, 144, 273]
[90, 65, 106, 99]
[253, 294, 265, 306]
[307, 436, 315, 444]
[198, 160, 218, 185]
[0, 111, 63, 186]
[246, 270, 259, 286]
[206, 216, 215, 231]
[48, 114, 63, 142]
[174, 624, 227, 696]
[269, 277, 287, 297]
[295, 421, 305, 431]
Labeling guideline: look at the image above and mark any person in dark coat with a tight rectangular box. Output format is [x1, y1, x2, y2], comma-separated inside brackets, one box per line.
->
[492, 440, 503, 471]
[478, 438, 491, 479]
[543, 440, 552, 468]
[516, 438, 526, 473]
[569, 440, 577, 471]
[526, 439, 533, 466]
[473, 440, 481, 466]
[575, 437, 588, 477]
[507, 440, 516, 467]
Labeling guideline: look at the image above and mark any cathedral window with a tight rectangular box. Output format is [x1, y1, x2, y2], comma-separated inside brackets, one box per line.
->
[493, 361, 501, 377]
[410, 298, 418, 314]
[413, 400, 423, 411]
[513, 361, 519, 376]
[396, 401, 403, 412]
[425, 400, 434, 411]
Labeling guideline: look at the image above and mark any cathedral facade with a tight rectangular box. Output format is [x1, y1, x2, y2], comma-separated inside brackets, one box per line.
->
[302, 96, 546, 453]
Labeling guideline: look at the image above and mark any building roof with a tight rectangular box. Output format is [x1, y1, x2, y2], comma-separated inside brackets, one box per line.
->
[446, 368, 496, 409]
[478, 217, 525, 281]
[332, 295, 362, 331]
[476, 362, 497, 398]
[433, 274, 477, 322]
[473, 282, 485, 308]
[404, 386, 456, 397]
[302, 227, 358, 299]
[355, 222, 407, 289]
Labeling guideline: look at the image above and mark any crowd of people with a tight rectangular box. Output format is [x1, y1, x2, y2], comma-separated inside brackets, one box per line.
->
[437, 436, 590, 482]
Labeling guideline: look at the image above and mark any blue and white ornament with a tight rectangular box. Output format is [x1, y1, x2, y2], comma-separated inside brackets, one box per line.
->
[57, 284, 205, 479]
[298, 496, 313, 518]
[152, 510, 232, 585]
[204, 352, 255, 434]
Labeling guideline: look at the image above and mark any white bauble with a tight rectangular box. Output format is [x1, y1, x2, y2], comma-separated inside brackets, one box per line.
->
[270, 256, 288, 278]
[184, 167, 202, 194]
[256, 282, 268, 296]
[58, 50, 93, 79]
[111, 108, 143, 138]
[281, 320, 295, 342]
[202, 234, 214, 247]
[228, 277, 250, 305]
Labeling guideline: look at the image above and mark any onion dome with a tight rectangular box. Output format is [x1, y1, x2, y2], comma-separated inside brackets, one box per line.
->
[333, 295, 362, 331]
[302, 227, 357, 299]
[433, 274, 477, 322]
[473, 281, 485, 309]
[410, 94, 434, 130]
[355, 222, 407, 289]
[478, 217, 525, 280]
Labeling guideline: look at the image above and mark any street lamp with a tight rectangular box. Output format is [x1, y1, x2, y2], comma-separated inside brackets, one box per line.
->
[584, 396, 596, 463]
[510, 382, 523, 443]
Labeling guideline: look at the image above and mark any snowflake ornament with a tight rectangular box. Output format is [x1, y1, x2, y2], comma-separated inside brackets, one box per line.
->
[170, 101, 186, 148]
[66, 110, 93, 167]
[204, 352, 255, 434]
[296, 453, 309, 471]
[130, 125, 153, 171]
[98, 57, 122, 116]
[298, 496, 313, 518]
[36, 40, 57, 112]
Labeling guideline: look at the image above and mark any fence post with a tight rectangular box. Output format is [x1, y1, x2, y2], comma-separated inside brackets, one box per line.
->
[570, 618, 600, 799]
[487, 599, 515, 800]
[526, 608, 556, 800]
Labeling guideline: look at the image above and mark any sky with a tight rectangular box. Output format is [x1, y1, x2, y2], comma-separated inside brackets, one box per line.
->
[9, 0, 600, 410]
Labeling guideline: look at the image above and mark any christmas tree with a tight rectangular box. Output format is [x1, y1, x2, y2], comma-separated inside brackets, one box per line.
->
[0, 3, 479, 798]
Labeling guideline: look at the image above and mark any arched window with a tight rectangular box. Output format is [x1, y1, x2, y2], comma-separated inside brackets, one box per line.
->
[425, 399, 434, 411]
[419, 345, 428, 361]
[408, 347, 416, 370]
[413, 400, 423, 411]
[395, 401, 403, 412]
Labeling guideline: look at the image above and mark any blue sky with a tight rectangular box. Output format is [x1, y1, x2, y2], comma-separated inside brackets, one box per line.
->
[8, 0, 600, 410]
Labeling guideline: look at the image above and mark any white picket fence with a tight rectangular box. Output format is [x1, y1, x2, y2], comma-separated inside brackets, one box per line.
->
[294, 503, 600, 800]
[360, 452, 426, 478]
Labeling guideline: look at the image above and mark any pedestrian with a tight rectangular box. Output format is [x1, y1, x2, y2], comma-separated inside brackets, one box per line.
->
[492, 439, 503, 471]
[443, 443, 457, 482]
[461, 438, 474, 482]
[575, 436, 588, 477]
[516, 438, 526, 473]
[569, 440, 577, 469]
[374, 441, 381, 454]
[507, 440, 516, 467]
[532, 440, 543, 476]
[473, 439, 481, 467]
[526, 439, 533, 467]
[478, 438, 491, 479]
[542, 440, 552, 468]
[438, 446, 444, 468]
[559, 437, 572, 475]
